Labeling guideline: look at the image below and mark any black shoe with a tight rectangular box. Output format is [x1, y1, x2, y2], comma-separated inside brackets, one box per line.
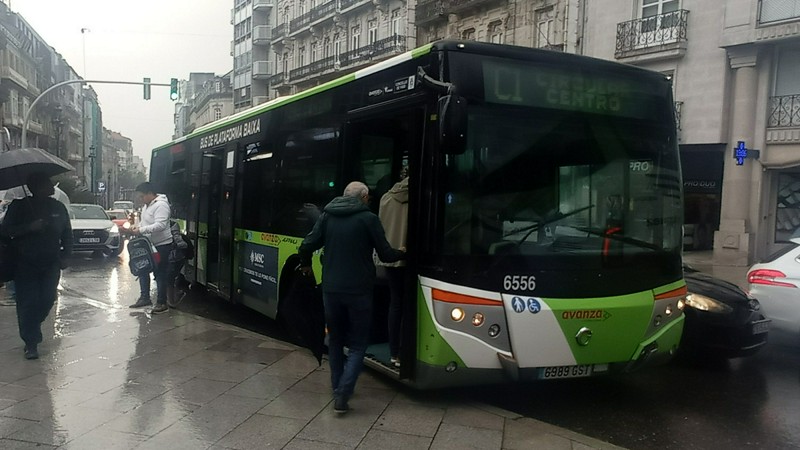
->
[151, 303, 169, 314]
[129, 297, 151, 308]
[24, 345, 38, 360]
[333, 396, 349, 415]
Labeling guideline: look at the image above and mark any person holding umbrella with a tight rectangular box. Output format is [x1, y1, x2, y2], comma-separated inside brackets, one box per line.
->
[0, 172, 72, 359]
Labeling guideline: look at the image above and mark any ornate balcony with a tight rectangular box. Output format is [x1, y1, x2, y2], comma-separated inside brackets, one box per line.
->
[340, 35, 406, 68]
[269, 72, 287, 86]
[272, 24, 287, 41]
[448, 0, 497, 14]
[310, 1, 336, 23]
[615, 10, 689, 59]
[340, 0, 369, 11]
[290, 56, 336, 81]
[416, 0, 446, 24]
[290, 10, 313, 33]
[768, 94, 800, 128]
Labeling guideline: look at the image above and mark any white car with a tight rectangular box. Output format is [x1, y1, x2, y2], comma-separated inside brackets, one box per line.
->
[69, 204, 122, 256]
[747, 237, 800, 341]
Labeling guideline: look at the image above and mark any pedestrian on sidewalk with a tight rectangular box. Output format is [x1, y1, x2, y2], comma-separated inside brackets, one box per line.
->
[0, 172, 72, 359]
[128, 182, 172, 314]
[299, 181, 405, 415]
[377, 166, 409, 369]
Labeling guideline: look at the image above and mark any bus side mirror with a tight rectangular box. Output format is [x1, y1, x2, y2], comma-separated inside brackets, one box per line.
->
[438, 95, 468, 155]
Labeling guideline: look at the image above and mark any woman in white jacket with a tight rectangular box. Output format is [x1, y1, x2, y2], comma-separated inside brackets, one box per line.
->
[128, 182, 172, 314]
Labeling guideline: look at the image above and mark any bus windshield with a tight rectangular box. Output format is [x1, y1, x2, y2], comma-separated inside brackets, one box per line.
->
[441, 99, 682, 260]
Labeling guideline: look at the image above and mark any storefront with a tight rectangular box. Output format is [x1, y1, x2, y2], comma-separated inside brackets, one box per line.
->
[681, 144, 725, 251]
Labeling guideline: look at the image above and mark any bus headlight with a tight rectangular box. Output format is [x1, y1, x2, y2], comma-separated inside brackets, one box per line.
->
[450, 308, 465, 322]
[677, 298, 685, 310]
[472, 312, 485, 327]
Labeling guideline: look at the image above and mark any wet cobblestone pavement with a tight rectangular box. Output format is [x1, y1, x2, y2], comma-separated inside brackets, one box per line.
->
[0, 260, 620, 450]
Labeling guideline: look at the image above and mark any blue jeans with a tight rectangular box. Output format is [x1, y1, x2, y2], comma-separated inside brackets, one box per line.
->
[139, 244, 172, 305]
[324, 291, 372, 400]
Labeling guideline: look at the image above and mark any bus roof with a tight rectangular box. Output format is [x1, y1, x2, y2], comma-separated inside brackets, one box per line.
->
[153, 40, 668, 154]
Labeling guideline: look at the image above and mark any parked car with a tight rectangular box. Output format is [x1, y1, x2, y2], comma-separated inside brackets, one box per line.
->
[681, 265, 770, 359]
[69, 204, 121, 256]
[112, 200, 135, 214]
[747, 238, 800, 342]
[105, 209, 133, 233]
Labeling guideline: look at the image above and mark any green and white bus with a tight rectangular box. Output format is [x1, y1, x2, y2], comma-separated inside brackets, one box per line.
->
[150, 41, 686, 388]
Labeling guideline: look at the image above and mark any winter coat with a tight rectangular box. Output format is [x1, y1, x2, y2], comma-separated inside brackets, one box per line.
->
[138, 194, 172, 246]
[377, 177, 408, 268]
[0, 196, 72, 269]
[299, 195, 405, 294]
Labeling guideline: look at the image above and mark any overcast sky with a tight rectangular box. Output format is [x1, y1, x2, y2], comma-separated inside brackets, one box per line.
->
[12, 0, 232, 171]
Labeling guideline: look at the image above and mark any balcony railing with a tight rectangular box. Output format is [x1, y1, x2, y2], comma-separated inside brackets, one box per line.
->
[768, 94, 800, 128]
[253, 60, 272, 79]
[311, 1, 336, 22]
[758, 0, 800, 24]
[615, 9, 689, 58]
[253, 0, 274, 10]
[674, 101, 683, 131]
[273, 24, 287, 41]
[290, 10, 313, 32]
[253, 25, 272, 44]
[448, 0, 495, 13]
[416, 0, 446, 24]
[340, 0, 368, 10]
[341, 35, 406, 68]
[290, 56, 336, 80]
[269, 72, 287, 86]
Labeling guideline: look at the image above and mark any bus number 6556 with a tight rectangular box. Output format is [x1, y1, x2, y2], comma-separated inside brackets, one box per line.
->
[503, 275, 536, 291]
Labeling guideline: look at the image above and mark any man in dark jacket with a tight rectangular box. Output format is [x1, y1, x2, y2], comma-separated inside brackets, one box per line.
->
[299, 181, 405, 414]
[0, 172, 72, 359]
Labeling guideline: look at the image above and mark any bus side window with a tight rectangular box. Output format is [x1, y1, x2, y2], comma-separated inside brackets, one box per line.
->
[356, 135, 394, 214]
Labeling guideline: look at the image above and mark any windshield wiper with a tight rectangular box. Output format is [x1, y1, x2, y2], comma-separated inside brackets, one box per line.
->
[573, 226, 661, 251]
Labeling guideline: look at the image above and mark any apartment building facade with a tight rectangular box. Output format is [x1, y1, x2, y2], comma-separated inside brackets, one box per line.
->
[580, 0, 800, 265]
[174, 72, 235, 139]
[232, 0, 274, 112]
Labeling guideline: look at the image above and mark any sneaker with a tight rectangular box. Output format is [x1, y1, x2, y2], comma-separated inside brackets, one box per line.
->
[151, 304, 169, 314]
[390, 357, 401, 368]
[24, 345, 39, 360]
[129, 297, 151, 308]
[333, 396, 349, 415]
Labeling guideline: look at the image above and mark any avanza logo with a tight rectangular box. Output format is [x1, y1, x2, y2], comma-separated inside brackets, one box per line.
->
[561, 310, 610, 321]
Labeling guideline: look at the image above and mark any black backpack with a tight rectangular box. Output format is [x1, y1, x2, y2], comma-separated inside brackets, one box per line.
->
[128, 237, 159, 277]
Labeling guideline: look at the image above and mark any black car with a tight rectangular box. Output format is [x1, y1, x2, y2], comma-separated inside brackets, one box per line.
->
[681, 265, 770, 359]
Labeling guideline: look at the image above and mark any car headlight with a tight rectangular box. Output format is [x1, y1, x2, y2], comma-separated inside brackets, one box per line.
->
[123, 221, 131, 229]
[684, 293, 733, 314]
[109, 224, 119, 235]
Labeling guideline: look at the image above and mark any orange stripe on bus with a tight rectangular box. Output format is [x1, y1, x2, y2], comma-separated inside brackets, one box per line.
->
[431, 289, 502, 306]
[654, 285, 687, 300]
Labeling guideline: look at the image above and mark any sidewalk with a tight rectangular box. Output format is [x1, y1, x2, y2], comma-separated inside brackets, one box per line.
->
[0, 285, 622, 450]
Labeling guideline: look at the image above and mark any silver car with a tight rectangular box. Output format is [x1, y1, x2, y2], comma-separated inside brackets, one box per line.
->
[747, 237, 800, 342]
[69, 204, 122, 256]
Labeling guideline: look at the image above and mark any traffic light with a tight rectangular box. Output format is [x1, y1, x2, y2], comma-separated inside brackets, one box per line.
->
[143, 77, 151, 100]
[169, 78, 179, 101]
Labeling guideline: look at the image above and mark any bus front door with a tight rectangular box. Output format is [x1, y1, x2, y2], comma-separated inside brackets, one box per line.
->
[199, 148, 224, 293]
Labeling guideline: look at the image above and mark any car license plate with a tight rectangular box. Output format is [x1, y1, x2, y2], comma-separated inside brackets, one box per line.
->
[751, 319, 770, 335]
[539, 364, 593, 380]
[79, 238, 101, 243]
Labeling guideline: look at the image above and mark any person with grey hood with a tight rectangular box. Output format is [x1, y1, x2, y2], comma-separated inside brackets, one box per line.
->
[298, 181, 405, 415]
[377, 167, 409, 368]
[128, 182, 172, 314]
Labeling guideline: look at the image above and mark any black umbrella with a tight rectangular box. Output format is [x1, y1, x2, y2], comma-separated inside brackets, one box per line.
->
[282, 270, 326, 365]
[0, 147, 74, 190]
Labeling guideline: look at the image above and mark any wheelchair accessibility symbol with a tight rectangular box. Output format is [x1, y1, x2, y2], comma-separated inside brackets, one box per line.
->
[527, 298, 541, 314]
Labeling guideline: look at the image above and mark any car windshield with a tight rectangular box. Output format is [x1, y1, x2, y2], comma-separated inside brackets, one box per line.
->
[113, 201, 134, 210]
[70, 205, 109, 220]
[106, 211, 126, 220]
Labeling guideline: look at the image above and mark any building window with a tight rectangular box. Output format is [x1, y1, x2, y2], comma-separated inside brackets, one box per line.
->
[535, 7, 555, 48]
[214, 108, 222, 121]
[299, 0, 306, 16]
[283, 52, 289, 73]
[311, 41, 318, 62]
[334, 34, 341, 62]
[641, 0, 680, 31]
[776, 173, 800, 242]
[368, 19, 378, 45]
[391, 9, 403, 37]
[298, 46, 306, 67]
[323, 37, 331, 58]
[351, 26, 360, 50]
[488, 20, 504, 44]
[461, 28, 475, 41]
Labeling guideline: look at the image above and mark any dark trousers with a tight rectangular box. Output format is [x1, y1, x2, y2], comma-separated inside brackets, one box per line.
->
[324, 291, 372, 400]
[139, 244, 172, 305]
[15, 263, 60, 346]
[386, 267, 405, 358]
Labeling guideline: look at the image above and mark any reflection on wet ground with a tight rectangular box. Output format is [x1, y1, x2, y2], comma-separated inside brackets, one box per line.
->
[0, 252, 613, 449]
